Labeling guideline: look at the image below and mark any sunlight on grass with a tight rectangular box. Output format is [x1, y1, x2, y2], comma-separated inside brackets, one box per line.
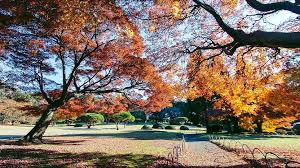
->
[216, 134, 300, 151]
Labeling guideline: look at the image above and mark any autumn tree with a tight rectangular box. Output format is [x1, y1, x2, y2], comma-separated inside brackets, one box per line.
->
[186, 48, 299, 132]
[138, 0, 299, 59]
[123, 0, 300, 132]
[0, 1, 174, 143]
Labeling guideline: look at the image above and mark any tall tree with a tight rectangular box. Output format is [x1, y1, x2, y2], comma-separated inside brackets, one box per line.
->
[0, 0, 174, 143]
[187, 49, 298, 132]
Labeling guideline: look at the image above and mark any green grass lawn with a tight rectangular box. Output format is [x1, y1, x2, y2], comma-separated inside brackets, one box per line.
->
[210, 134, 300, 151]
[0, 124, 186, 168]
[1, 124, 299, 167]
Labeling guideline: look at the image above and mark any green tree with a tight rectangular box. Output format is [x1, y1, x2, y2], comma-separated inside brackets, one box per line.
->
[76, 113, 104, 129]
[112, 112, 135, 130]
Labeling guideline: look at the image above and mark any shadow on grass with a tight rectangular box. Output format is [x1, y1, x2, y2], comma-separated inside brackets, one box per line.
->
[0, 138, 87, 146]
[0, 148, 162, 168]
[0, 147, 255, 168]
[56, 130, 180, 141]
[185, 133, 210, 142]
[0, 135, 22, 140]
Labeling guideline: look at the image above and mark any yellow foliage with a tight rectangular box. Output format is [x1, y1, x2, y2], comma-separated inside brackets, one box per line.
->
[187, 49, 295, 130]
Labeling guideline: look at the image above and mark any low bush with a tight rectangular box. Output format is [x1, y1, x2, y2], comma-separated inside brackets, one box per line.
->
[275, 128, 287, 135]
[180, 125, 189, 130]
[207, 124, 223, 133]
[141, 125, 152, 130]
[184, 122, 193, 126]
[152, 123, 165, 129]
[135, 118, 143, 123]
[196, 124, 203, 127]
[170, 117, 189, 125]
[55, 120, 65, 125]
[165, 125, 176, 130]
[11, 90, 34, 102]
[74, 123, 83, 127]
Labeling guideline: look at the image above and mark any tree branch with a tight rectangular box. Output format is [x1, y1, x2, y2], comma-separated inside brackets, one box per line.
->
[245, 0, 300, 15]
[192, 0, 300, 54]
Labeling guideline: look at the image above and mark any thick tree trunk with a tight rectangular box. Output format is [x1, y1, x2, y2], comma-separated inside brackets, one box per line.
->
[204, 109, 210, 133]
[227, 116, 240, 133]
[20, 105, 56, 143]
[256, 120, 263, 134]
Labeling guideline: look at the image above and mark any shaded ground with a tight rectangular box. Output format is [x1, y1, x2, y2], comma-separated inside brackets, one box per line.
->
[0, 125, 180, 167]
[0, 125, 299, 167]
[0, 148, 159, 168]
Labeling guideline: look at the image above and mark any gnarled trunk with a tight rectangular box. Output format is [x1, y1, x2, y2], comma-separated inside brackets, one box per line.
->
[20, 105, 56, 143]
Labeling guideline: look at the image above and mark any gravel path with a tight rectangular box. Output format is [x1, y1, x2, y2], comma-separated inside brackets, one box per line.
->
[180, 134, 249, 167]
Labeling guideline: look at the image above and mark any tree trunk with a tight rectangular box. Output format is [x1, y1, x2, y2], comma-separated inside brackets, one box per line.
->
[204, 109, 210, 133]
[145, 114, 149, 124]
[116, 122, 119, 130]
[256, 120, 263, 134]
[227, 116, 240, 133]
[20, 105, 56, 143]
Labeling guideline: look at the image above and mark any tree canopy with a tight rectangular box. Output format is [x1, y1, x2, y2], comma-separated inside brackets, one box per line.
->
[0, 0, 299, 141]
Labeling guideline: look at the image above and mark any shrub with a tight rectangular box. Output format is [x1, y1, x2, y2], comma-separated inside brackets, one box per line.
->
[293, 124, 300, 135]
[55, 120, 65, 125]
[207, 125, 223, 133]
[170, 117, 189, 125]
[197, 124, 203, 127]
[169, 120, 178, 125]
[184, 121, 193, 126]
[0, 89, 6, 100]
[275, 128, 287, 135]
[165, 125, 176, 130]
[180, 125, 189, 130]
[74, 123, 83, 127]
[152, 123, 165, 129]
[65, 119, 75, 125]
[135, 118, 143, 123]
[141, 125, 152, 130]
[11, 90, 34, 102]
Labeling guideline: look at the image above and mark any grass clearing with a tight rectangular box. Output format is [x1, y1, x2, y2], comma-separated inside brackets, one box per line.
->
[207, 133, 300, 162]
[0, 125, 182, 167]
[216, 134, 300, 151]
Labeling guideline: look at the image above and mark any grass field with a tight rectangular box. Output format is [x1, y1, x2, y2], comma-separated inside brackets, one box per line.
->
[207, 133, 300, 163]
[0, 124, 299, 167]
[0, 124, 185, 167]
[214, 134, 300, 151]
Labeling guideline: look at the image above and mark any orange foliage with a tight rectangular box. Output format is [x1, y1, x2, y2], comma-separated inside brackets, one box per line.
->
[187, 49, 298, 131]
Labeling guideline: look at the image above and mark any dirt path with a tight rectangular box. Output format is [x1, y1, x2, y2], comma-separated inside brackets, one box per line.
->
[181, 134, 249, 167]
